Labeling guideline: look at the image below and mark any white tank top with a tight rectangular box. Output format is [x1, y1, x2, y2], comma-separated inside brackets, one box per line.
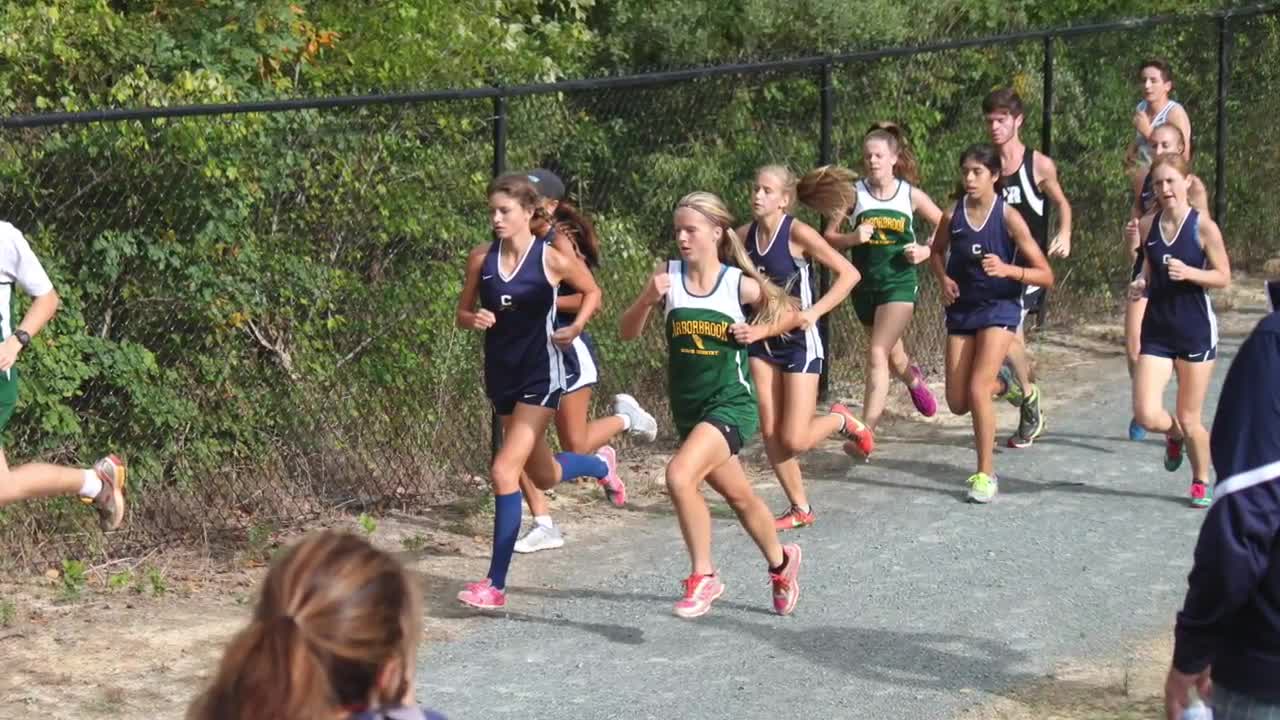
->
[1134, 99, 1183, 167]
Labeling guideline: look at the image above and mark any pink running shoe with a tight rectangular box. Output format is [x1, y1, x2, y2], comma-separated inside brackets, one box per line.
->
[596, 446, 626, 507]
[906, 365, 937, 417]
[831, 403, 874, 459]
[673, 573, 725, 619]
[770, 543, 802, 616]
[1189, 480, 1213, 509]
[457, 579, 506, 610]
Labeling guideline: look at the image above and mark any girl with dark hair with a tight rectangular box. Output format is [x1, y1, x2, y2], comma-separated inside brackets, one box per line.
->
[513, 170, 658, 554]
[929, 144, 1054, 503]
[453, 173, 625, 609]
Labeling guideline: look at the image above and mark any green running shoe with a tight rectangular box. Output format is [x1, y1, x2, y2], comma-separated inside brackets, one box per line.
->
[995, 365, 1024, 407]
[966, 472, 998, 504]
[1189, 480, 1212, 508]
[1007, 385, 1045, 449]
[1164, 436, 1185, 472]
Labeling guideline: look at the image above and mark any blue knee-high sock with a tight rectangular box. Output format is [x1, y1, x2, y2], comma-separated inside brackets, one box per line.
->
[555, 451, 607, 481]
[486, 491, 522, 590]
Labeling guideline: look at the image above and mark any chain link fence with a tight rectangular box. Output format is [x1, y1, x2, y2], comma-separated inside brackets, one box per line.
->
[1, 7, 1276, 570]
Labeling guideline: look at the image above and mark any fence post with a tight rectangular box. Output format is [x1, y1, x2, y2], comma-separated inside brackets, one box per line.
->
[817, 61, 835, 402]
[490, 93, 508, 461]
[1214, 14, 1231, 227]
[1041, 35, 1054, 158]
[1035, 34, 1056, 329]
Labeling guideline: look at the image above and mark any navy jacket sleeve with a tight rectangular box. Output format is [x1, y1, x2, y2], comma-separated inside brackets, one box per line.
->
[1173, 314, 1280, 674]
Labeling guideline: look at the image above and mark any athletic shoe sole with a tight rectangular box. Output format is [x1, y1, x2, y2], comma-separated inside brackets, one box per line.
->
[672, 583, 726, 619]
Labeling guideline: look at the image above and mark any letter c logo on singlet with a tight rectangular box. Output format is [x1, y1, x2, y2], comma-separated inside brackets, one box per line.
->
[971, 243, 983, 257]
[500, 294, 514, 308]
[1161, 254, 1172, 266]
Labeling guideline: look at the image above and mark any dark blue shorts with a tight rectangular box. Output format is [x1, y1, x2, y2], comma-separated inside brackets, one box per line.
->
[747, 336, 824, 375]
[947, 325, 1016, 337]
[1141, 298, 1217, 362]
[490, 385, 562, 416]
[563, 330, 600, 394]
[1140, 336, 1217, 362]
[945, 299, 1022, 335]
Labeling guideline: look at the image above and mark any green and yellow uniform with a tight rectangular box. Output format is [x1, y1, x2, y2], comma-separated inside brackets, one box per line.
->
[663, 260, 758, 440]
[849, 179, 919, 325]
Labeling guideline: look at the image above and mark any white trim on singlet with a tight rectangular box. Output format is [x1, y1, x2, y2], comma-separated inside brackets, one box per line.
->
[753, 215, 786, 258]
[962, 197, 997, 234]
[795, 264, 823, 364]
[1158, 209, 1192, 248]
[1015, 159, 1044, 216]
[498, 236, 536, 283]
[664, 260, 746, 323]
[853, 179, 913, 219]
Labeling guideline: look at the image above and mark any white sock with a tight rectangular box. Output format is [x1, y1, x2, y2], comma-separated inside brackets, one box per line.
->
[79, 469, 102, 499]
[795, 504, 811, 514]
[615, 412, 633, 431]
[534, 515, 554, 529]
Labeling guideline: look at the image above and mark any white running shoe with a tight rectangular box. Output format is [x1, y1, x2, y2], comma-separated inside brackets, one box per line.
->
[614, 393, 658, 442]
[514, 523, 565, 554]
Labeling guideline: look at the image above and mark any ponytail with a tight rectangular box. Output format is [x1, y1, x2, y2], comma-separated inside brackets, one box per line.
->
[866, 122, 921, 186]
[719, 225, 797, 329]
[551, 201, 602, 268]
[673, 192, 796, 329]
[187, 532, 423, 720]
[189, 617, 336, 720]
[796, 165, 858, 219]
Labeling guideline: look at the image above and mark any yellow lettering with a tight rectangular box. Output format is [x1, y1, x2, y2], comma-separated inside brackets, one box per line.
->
[672, 319, 729, 341]
[867, 216, 906, 233]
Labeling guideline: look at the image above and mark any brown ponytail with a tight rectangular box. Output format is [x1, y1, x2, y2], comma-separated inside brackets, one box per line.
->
[550, 201, 602, 268]
[188, 532, 422, 720]
[796, 165, 858, 219]
[866, 122, 921, 186]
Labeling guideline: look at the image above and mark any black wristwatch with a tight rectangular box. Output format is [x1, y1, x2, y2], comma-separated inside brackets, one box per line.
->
[12, 329, 30, 347]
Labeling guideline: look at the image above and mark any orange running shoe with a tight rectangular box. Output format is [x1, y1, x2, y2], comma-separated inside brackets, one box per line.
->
[831, 403, 874, 459]
[773, 505, 815, 532]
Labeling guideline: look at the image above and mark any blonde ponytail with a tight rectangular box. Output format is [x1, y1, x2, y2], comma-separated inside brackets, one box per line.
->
[675, 191, 797, 329]
[797, 165, 858, 219]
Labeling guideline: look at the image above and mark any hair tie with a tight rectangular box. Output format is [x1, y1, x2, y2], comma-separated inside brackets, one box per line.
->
[676, 202, 724, 228]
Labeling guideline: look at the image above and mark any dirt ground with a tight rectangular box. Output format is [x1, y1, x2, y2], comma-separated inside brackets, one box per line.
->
[0, 279, 1269, 720]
